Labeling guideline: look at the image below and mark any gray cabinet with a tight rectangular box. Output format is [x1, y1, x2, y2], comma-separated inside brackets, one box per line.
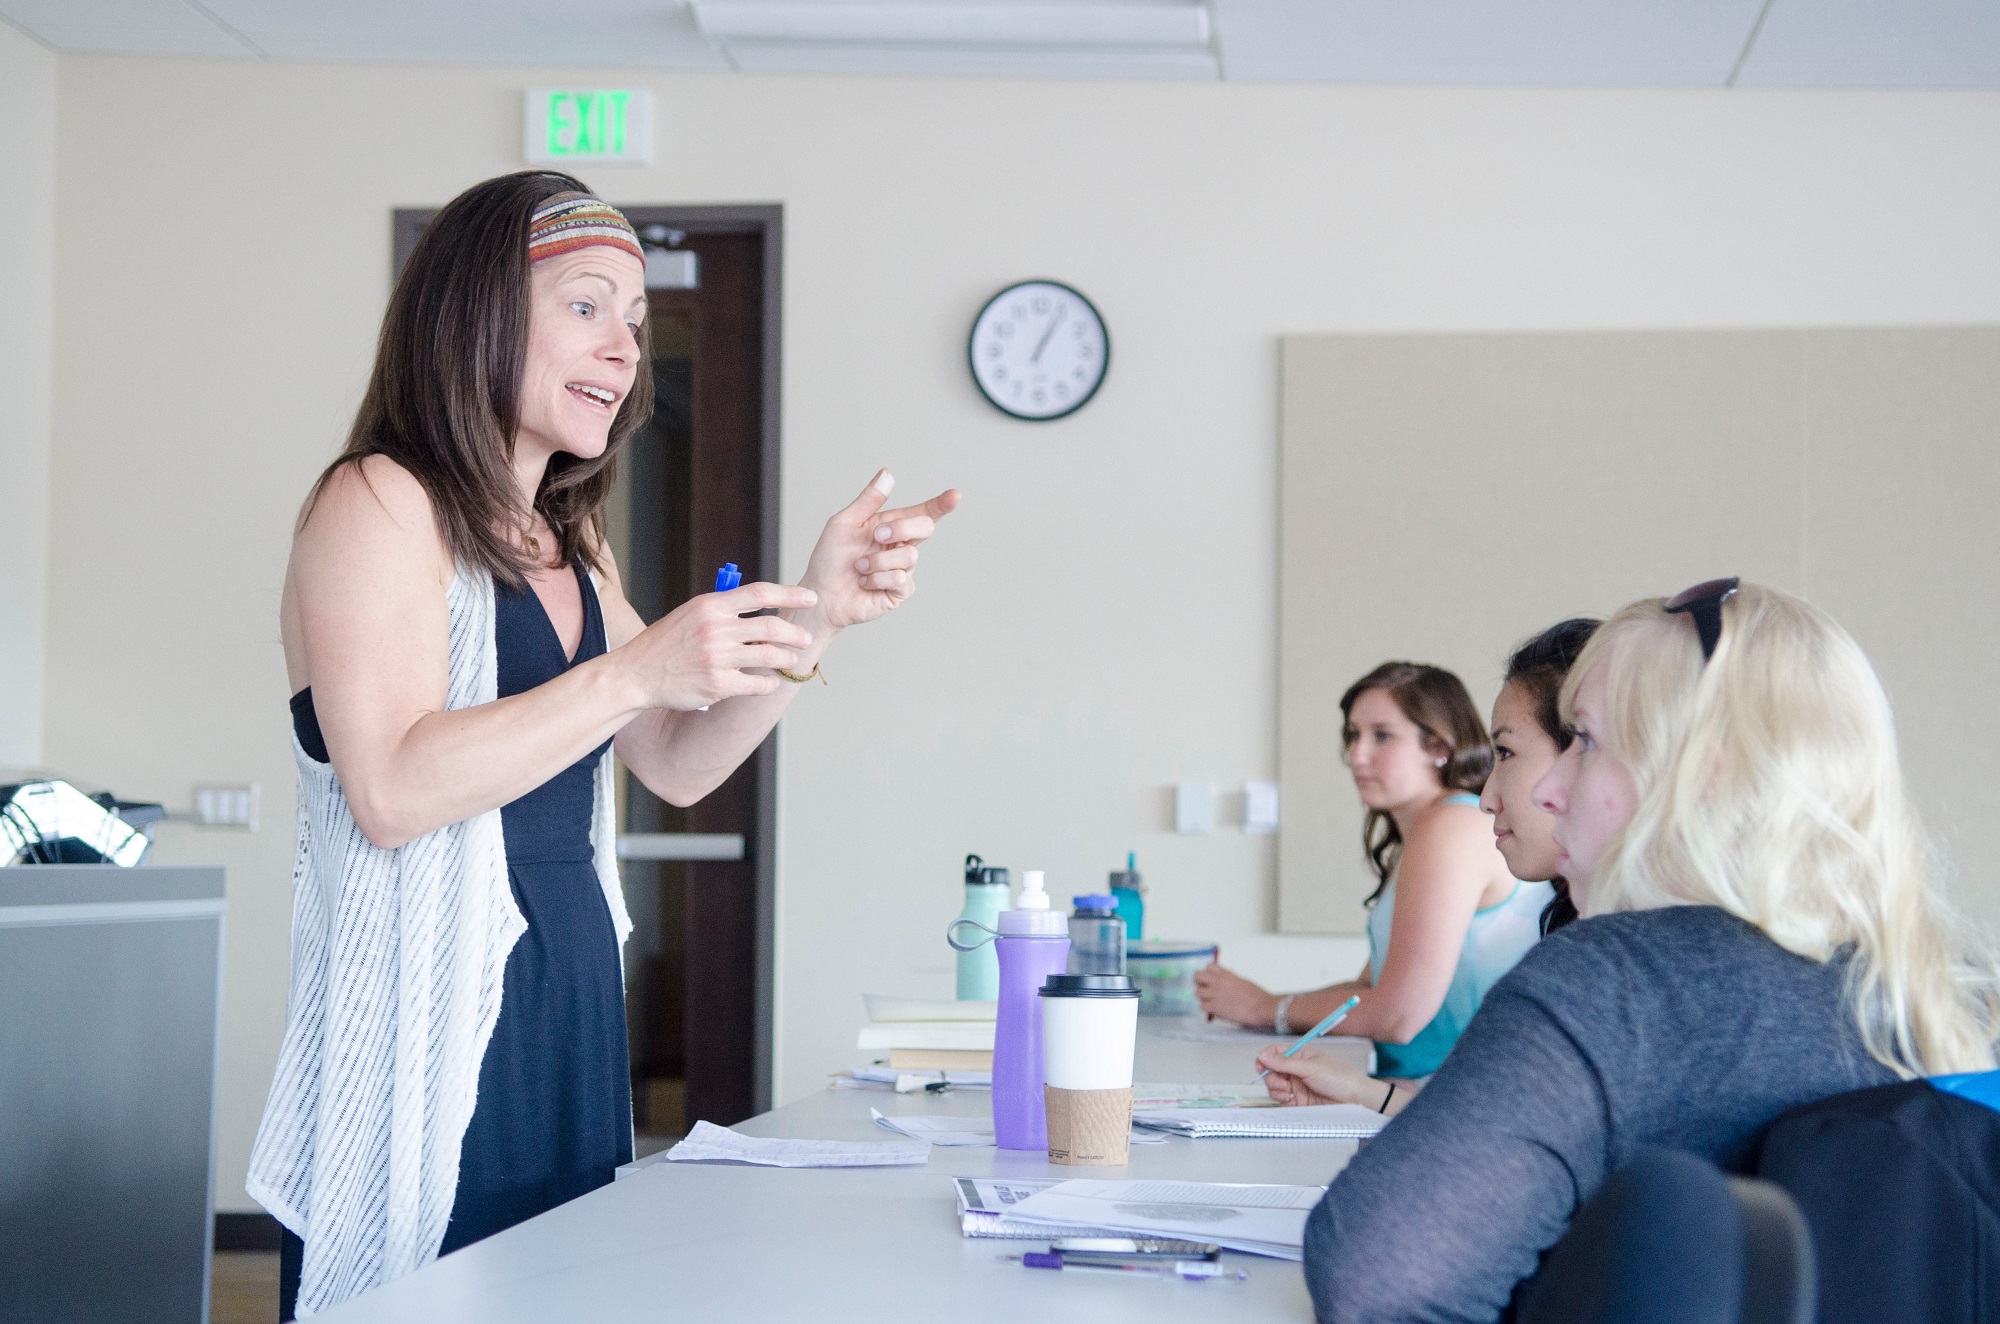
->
[0, 866, 224, 1324]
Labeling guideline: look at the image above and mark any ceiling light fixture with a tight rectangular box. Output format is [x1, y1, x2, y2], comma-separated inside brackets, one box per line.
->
[690, 2, 1212, 50]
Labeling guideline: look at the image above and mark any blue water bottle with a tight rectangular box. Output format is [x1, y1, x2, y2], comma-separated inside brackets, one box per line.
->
[1109, 852, 1145, 942]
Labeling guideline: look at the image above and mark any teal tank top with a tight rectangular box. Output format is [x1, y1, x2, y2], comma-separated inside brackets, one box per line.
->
[1364, 793, 1553, 1078]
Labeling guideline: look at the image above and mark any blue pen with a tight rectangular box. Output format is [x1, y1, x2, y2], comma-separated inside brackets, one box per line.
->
[696, 564, 743, 711]
[1254, 994, 1362, 1082]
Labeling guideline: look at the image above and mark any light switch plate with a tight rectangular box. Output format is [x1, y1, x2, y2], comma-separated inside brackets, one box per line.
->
[193, 784, 258, 830]
[1175, 781, 1215, 835]
[1243, 780, 1280, 835]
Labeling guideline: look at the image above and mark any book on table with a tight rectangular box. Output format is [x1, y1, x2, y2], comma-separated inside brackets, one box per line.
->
[886, 1047, 993, 1070]
[857, 997, 998, 1073]
[856, 1020, 995, 1052]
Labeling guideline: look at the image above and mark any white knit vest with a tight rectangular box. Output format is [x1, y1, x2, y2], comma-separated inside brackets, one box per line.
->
[247, 567, 630, 1317]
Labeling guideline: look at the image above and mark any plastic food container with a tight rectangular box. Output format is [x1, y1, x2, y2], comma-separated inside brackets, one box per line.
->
[1125, 940, 1218, 1016]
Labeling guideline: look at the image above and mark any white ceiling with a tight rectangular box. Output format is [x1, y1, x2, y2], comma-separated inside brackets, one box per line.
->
[4, 0, 1997, 88]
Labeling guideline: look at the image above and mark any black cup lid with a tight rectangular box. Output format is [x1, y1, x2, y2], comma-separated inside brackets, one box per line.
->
[1038, 974, 1140, 998]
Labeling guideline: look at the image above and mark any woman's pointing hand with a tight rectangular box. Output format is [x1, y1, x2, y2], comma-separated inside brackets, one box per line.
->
[800, 469, 961, 630]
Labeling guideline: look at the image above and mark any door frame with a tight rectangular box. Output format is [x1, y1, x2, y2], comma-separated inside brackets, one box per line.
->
[391, 203, 784, 1114]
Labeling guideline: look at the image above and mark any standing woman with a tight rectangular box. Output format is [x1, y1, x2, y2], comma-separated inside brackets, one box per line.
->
[1259, 619, 1598, 1114]
[1197, 663, 1544, 1080]
[250, 173, 960, 1318]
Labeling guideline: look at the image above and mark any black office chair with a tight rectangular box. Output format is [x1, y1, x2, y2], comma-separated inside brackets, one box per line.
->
[1753, 1079, 2000, 1324]
[1515, 1147, 1815, 1324]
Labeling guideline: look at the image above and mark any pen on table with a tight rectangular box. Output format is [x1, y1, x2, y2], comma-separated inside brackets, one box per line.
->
[697, 563, 743, 711]
[1254, 993, 1362, 1083]
[1009, 1254, 1247, 1282]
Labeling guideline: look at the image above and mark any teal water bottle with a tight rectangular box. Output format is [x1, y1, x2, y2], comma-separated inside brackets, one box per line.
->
[1109, 851, 1145, 942]
[953, 854, 1008, 1000]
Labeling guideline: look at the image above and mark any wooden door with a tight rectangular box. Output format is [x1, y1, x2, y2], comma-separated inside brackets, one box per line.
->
[613, 216, 780, 1134]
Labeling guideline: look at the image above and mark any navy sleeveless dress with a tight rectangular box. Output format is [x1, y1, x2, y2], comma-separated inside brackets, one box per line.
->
[280, 564, 630, 1319]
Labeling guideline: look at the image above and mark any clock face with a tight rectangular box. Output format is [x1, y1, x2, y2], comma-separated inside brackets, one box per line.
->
[968, 280, 1109, 421]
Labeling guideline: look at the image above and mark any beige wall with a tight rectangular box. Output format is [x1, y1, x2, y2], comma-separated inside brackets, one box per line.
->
[0, 23, 55, 768]
[38, 56, 2000, 1210]
[1278, 328, 2000, 935]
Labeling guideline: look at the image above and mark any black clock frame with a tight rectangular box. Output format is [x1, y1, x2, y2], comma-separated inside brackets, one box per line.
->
[966, 279, 1111, 422]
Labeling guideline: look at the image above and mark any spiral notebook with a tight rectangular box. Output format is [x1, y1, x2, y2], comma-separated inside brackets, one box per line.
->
[1130, 1104, 1388, 1139]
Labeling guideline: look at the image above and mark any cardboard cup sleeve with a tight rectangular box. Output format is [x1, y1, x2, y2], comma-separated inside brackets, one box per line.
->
[1044, 1083, 1134, 1165]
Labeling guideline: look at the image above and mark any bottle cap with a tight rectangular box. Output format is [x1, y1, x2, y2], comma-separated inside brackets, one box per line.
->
[1071, 894, 1118, 914]
[964, 854, 1009, 887]
[998, 870, 1069, 935]
[1038, 973, 1140, 999]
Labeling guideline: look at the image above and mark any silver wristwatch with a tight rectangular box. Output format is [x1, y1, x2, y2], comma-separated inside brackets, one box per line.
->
[1273, 993, 1298, 1036]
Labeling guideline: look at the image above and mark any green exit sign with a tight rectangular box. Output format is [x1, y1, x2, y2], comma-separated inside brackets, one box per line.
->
[525, 88, 653, 165]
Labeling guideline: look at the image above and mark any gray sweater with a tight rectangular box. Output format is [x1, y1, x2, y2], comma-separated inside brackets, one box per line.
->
[1303, 905, 1895, 1323]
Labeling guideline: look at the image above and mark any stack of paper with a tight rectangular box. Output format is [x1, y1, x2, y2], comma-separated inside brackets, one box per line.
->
[955, 1177, 1140, 1240]
[875, 1110, 1165, 1149]
[872, 1108, 995, 1147]
[664, 1120, 930, 1168]
[1003, 1179, 1326, 1260]
[1130, 1104, 1387, 1139]
[858, 995, 997, 1070]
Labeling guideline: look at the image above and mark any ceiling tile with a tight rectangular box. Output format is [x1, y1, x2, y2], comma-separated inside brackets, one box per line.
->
[1213, 0, 1767, 86]
[196, 0, 728, 67]
[0, 0, 254, 56]
[1734, 0, 2000, 88]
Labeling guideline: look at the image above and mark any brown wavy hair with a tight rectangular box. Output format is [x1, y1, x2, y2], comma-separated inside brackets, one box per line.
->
[307, 170, 653, 585]
[1340, 662, 1493, 905]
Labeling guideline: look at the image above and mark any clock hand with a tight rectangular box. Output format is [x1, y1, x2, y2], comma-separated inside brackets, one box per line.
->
[1030, 304, 1065, 365]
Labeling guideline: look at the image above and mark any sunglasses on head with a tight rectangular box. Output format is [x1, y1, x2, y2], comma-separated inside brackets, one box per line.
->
[1663, 577, 1740, 663]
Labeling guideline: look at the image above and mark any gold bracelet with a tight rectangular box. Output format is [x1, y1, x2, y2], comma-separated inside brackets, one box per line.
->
[776, 662, 826, 686]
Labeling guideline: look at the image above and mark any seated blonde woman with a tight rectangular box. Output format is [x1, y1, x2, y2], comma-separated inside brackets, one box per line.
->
[1298, 580, 2000, 1324]
[1197, 661, 1544, 1082]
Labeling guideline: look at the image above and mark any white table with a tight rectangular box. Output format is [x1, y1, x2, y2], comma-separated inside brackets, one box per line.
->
[314, 1019, 1371, 1322]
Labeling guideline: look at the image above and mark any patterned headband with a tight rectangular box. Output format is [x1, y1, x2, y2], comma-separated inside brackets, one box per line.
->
[528, 193, 644, 265]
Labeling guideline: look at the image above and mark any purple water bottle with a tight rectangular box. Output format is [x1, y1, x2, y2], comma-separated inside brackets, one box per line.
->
[991, 870, 1072, 1150]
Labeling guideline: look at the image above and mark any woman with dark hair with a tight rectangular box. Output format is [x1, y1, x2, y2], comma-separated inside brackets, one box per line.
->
[1257, 620, 1598, 1115]
[1196, 661, 1541, 1082]
[249, 172, 959, 1317]
[1491, 617, 1600, 936]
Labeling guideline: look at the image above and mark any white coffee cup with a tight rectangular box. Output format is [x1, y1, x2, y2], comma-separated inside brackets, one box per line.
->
[1039, 973, 1141, 1165]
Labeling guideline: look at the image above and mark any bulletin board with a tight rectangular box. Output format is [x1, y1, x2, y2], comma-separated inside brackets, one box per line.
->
[1278, 327, 2000, 935]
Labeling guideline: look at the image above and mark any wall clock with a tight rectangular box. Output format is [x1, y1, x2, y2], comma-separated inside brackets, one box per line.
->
[968, 280, 1109, 421]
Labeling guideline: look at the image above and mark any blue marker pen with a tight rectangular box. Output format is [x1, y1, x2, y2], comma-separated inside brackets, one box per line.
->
[697, 564, 743, 711]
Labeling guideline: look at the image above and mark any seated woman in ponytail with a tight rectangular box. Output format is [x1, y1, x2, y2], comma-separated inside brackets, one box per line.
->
[1259, 618, 1599, 1116]
[1300, 581, 2000, 1324]
[1196, 661, 1545, 1081]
